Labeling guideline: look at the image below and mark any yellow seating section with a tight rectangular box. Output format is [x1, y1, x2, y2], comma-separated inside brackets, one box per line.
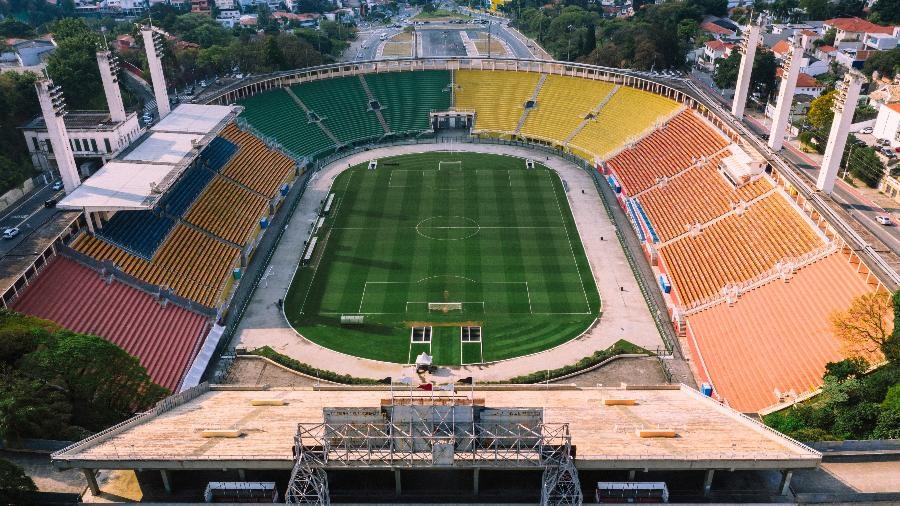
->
[637, 152, 774, 242]
[520, 75, 615, 142]
[659, 193, 823, 306]
[73, 224, 240, 307]
[220, 123, 296, 198]
[184, 176, 269, 246]
[455, 70, 541, 133]
[570, 86, 680, 160]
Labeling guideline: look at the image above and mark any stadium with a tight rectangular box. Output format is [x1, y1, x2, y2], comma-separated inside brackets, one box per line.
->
[4, 38, 896, 503]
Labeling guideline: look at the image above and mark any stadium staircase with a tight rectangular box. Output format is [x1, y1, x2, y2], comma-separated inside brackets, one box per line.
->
[290, 78, 384, 145]
[564, 85, 620, 144]
[357, 75, 391, 134]
[364, 71, 452, 134]
[514, 73, 547, 134]
[237, 91, 335, 160]
[284, 87, 342, 146]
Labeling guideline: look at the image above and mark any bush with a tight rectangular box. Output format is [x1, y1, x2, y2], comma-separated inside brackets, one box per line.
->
[0, 459, 36, 505]
[250, 346, 380, 384]
[506, 340, 647, 383]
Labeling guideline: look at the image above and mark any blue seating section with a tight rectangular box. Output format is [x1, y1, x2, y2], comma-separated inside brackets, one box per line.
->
[97, 210, 175, 260]
[200, 137, 238, 172]
[163, 166, 216, 217]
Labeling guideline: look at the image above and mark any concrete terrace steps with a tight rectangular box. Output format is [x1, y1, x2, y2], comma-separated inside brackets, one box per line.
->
[514, 73, 548, 134]
[358, 74, 391, 135]
[563, 85, 621, 145]
[284, 87, 342, 146]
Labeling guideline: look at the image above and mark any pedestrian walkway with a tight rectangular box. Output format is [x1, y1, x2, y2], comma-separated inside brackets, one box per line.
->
[233, 143, 663, 381]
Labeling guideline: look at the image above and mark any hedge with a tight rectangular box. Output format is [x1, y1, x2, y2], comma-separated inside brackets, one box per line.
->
[250, 346, 381, 385]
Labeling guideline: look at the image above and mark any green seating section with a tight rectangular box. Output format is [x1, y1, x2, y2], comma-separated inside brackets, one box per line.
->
[238, 89, 335, 159]
[291, 77, 384, 144]
[365, 70, 452, 133]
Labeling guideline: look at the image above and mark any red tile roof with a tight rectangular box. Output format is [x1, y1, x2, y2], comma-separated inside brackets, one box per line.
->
[705, 40, 735, 51]
[685, 253, 879, 413]
[887, 103, 900, 113]
[776, 69, 823, 88]
[817, 45, 837, 53]
[771, 39, 791, 55]
[12, 257, 210, 392]
[701, 21, 734, 35]
[799, 29, 818, 37]
[824, 17, 894, 35]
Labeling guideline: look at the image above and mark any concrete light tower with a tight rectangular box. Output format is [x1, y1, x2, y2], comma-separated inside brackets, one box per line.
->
[768, 38, 803, 151]
[141, 26, 171, 119]
[817, 72, 864, 194]
[34, 79, 80, 195]
[96, 50, 127, 123]
[731, 18, 762, 119]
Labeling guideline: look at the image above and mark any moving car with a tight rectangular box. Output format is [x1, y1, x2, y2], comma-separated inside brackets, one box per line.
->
[44, 198, 57, 208]
[51, 181, 62, 191]
[876, 214, 893, 226]
[3, 228, 20, 239]
[860, 126, 873, 134]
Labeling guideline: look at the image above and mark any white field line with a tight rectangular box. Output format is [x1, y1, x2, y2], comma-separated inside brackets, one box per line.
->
[548, 171, 592, 314]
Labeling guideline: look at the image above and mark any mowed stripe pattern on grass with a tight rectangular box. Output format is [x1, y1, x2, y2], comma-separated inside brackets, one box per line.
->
[284, 152, 599, 365]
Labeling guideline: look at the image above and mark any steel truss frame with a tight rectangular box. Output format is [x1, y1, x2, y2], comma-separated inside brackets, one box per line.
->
[285, 403, 582, 505]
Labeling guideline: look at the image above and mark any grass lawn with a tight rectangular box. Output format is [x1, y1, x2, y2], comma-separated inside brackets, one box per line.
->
[284, 152, 600, 365]
[413, 8, 470, 20]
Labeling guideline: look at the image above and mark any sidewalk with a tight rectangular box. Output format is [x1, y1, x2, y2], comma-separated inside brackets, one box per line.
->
[233, 143, 663, 382]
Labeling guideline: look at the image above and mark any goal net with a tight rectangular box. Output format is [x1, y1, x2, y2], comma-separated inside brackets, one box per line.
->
[438, 161, 462, 171]
[428, 302, 463, 313]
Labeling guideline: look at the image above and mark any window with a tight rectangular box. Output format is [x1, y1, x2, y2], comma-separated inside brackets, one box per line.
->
[91, 139, 98, 152]
[104, 138, 111, 153]
[73, 139, 82, 152]
[32, 137, 40, 151]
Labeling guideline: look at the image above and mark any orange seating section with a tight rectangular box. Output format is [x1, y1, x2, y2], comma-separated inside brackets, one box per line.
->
[659, 193, 823, 306]
[607, 111, 728, 195]
[637, 153, 773, 242]
[219, 123, 295, 198]
[72, 224, 239, 307]
[184, 176, 269, 246]
[685, 253, 878, 412]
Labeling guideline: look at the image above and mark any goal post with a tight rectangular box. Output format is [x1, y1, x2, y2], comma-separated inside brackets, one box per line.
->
[427, 302, 463, 313]
[438, 160, 462, 171]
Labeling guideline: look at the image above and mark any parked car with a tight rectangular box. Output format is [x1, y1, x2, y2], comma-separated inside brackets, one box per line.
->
[860, 126, 873, 134]
[3, 228, 20, 239]
[51, 181, 62, 191]
[882, 148, 897, 159]
[876, 214, 893, 225]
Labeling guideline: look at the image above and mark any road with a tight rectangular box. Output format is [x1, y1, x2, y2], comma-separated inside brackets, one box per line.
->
[688, 72, 900, 256]
[0, 182, 65, 256]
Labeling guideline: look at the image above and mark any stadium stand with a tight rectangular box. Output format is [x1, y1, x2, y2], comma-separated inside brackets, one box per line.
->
[218, 123, 296, 197]
[606, 111, 729, 195]
[290, 78, 384, 144]
[96, 210, 174, 260]
[184, 176, 269, 246]
[570, 86, 681, 160]
[637, 152, 774, 242]
[455, 70, 542, 132]
[659, 193, 824, 307]
[685, 252, 878, 412]
[162, 165, 217, 218]
[238, 89, 335, 159]
[199, 136, 238, 172]
[365, 71, 452, 133]
[11, 256, 210, 392]
[72, 224, 240, 307]
[520, 75, 615, 142]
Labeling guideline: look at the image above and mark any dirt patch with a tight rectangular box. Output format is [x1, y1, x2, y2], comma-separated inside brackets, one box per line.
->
[552, 356, 667, 387]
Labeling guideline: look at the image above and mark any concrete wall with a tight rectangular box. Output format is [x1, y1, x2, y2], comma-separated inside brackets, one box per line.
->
[0, 178, 37, 212]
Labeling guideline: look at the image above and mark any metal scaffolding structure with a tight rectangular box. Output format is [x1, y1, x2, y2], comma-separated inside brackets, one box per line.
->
[285, 396, 582, 505]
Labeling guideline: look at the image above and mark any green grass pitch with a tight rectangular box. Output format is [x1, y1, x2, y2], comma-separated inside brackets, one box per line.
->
[284, 152, 601, 365]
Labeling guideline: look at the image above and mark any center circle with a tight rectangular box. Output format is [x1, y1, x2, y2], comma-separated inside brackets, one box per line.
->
[416, 216, 480, 240]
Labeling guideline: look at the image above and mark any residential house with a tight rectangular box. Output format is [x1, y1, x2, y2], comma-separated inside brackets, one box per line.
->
[822, 17, 895, 44]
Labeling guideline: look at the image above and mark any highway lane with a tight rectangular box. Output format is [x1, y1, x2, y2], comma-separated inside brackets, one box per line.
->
[0, 182, 66, 257]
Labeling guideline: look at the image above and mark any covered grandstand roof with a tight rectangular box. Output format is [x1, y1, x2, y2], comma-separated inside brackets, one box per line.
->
[52, 384, 821, 471]
[12, 256, 210, 392]
[58, 104, 239, 212]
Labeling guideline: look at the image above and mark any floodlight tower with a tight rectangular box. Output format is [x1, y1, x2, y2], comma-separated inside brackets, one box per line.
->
[767, 38, 803, 151]
[141, 26, 171, 119]
[731, 17, 762, 119]
[96, 50, 127, 123]
[34, 79, 80, 194]
[817, 72, 864, 194]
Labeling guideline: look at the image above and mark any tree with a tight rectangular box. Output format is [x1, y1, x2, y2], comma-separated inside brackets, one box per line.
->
[806, 90, 836, 132]
[869, 0, 900, 25]
[713, 50, 778, 100]
[821, 27, 836, 47]
[863, 47, 900, 80]
[45, 19, 105, 110]
[845, 145, 885, 188]
[799, 0, 831, 19]
[0, 459, 36, 506]
[830, 291, 893, 361]
[264, 36, 284, 69]
[824, 357, 869, 381]
[0, 366, 73, 444]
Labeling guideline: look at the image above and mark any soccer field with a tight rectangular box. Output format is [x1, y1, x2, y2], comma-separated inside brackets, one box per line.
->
[284, 152, 601, 365]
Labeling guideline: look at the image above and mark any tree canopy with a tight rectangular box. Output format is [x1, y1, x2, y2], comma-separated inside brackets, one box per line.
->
[0, 311, 167, 444]
[869, 0, 900, 25]
[0, 459, 36, 506]
[863, 47, 900, 80]
[45, 18, 106, 110]
[713, 50, 779, 103]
